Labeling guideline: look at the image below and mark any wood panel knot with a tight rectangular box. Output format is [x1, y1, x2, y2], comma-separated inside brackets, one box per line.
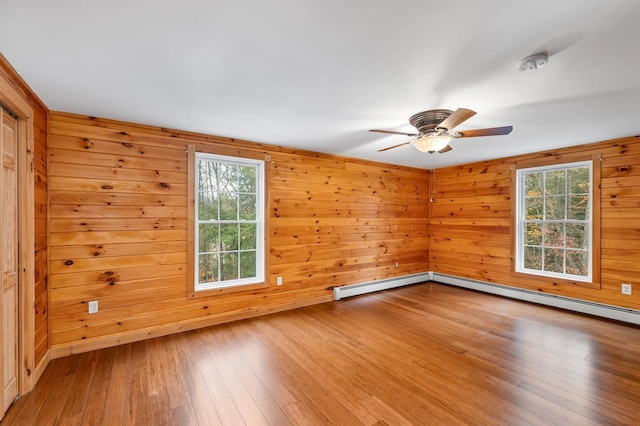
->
[64, 260, 74, 266]
[617, 166, 630, 173]
[101, 185, 114, 190]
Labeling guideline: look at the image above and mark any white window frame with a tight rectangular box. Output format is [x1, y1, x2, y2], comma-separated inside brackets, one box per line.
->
[193, 152, 265, 292]
[515, 160, 593, 282]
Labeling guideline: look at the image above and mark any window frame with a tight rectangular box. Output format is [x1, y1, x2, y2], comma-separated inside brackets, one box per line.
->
[187, 145, 270, 297]
[513, 154, 601, 288]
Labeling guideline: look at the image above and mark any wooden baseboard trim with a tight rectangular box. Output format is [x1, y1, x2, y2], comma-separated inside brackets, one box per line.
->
[27, 351, 50, 392]
[50, 294, 332, 359]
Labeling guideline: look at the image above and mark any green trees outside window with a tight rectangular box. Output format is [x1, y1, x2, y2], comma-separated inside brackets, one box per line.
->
[517, 161, 592, 280]
[195, 153, 263, 290]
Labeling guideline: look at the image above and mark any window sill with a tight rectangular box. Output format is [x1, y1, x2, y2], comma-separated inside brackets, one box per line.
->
[512, 271, 601, 289]
[189, 281, 269, 298]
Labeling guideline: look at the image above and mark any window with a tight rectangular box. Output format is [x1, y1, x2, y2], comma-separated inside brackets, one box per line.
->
[515, 160, 593, 282]
[191, 151, 265, 292]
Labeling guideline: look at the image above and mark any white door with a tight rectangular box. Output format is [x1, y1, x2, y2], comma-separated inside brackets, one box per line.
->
[1, 106, 18, 420]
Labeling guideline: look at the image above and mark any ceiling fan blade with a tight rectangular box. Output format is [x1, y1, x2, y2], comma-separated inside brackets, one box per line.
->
[377, 141, 411, 152]
[438, 145, 453, 153]
[457, 126, 513, 138]
[437, 108, 476, 130]
[369, 129, 417, 137]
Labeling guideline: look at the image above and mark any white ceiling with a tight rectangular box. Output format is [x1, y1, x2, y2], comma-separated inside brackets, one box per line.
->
[2, 0, 640, 169]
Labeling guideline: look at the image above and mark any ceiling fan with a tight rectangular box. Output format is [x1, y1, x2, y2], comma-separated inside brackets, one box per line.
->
[370, 108, 513, 154]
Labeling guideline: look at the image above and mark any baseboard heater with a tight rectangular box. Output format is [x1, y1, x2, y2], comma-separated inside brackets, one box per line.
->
[433, 272, 640, 326]
[332, 272, 432, 301]
[333, 271, 640, 326]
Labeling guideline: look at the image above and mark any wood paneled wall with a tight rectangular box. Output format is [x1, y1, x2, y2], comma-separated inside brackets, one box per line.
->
[48, 112, 430, 356]
[0, 55, 49, 366]
[430, 136, 640, 311]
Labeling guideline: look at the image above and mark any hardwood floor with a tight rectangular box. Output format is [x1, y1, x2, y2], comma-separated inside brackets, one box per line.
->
[3, 283, 640, 425]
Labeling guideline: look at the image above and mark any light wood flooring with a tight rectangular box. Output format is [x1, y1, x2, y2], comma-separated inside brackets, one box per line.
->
[2, 283, 640, 425]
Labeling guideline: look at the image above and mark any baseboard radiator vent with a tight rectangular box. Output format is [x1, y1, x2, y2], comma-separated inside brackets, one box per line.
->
[333, 273, 432, 301]
[433, 272, 640, 326]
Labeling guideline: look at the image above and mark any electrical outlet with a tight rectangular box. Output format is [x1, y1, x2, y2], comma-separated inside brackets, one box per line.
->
[395, 262, 399, 268]
[276, 276, 283, 286]
[621, 284, 632, 295]
[88, 300, 99, 314]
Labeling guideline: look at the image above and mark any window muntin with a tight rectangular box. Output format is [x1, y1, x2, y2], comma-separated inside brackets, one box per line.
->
[516, 161, 592, 281]
[194, 152, 264, 291]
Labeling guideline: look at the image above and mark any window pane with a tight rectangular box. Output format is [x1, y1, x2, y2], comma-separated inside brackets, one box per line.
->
[568, 195, 589, 220]
[198, 161, 216, 191]
[544, 248, 564, 273]
[219, 163, 239, 194]
[524, 223, 542, 245]
[199, 224, 219, 253]
[525, 172, 543, 196]
[568, 167, 589, 194]
[545, 195, 565, 220]
[220, 252, 239, 281]
[219, 193, 238, 220]
[240, 251, 257, 279]
[544, 223, 565, 247]
[198, 253, 218, 284]
[240, 223, 257, 250]
[566, 223, 588, 249]
[220, 223, 239, 251]
[524, 246, 542, 270]
[545, 170, 566, 195]
[525, 197, 543, 220]
[239, 194, 256, 220]
[239, 166, 256, 192]
[566, 250, 588, 276]
[198, 191, 218, 220]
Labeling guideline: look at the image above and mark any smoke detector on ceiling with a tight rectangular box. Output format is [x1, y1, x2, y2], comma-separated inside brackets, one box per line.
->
[519, 53, 548, 72]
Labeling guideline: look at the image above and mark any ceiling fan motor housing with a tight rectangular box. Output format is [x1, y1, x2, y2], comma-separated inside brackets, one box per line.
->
[409, 109, 453, 134]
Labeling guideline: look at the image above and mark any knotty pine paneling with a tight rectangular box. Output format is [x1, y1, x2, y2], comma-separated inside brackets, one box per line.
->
[0, 55, 49, 366]
[48, 112, 430, 355]
[430, 136, 640, 310]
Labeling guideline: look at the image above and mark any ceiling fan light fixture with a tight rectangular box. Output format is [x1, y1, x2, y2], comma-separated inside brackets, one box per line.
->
[412, 134, 452, 153]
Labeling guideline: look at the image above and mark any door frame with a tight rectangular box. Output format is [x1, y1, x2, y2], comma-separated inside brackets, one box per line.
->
[0, 72, 38, 395]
